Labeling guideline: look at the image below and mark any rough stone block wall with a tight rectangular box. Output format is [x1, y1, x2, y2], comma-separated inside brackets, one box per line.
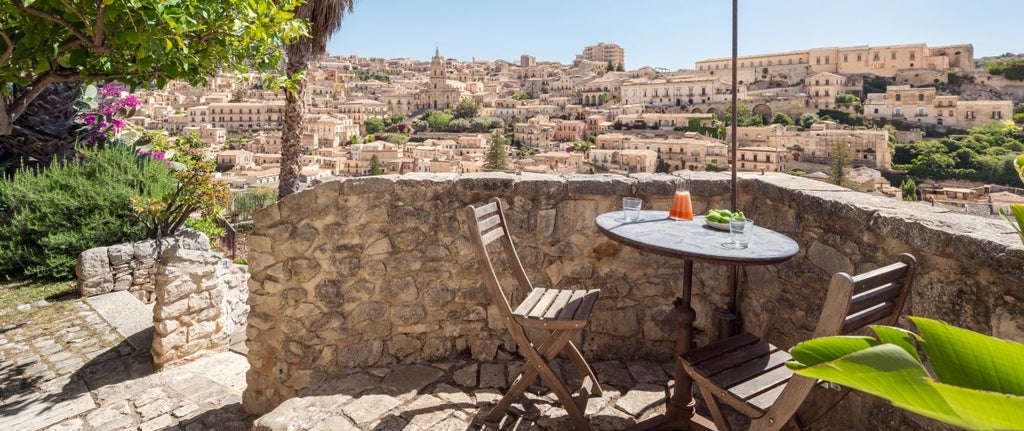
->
[151, 245, 250, 368]
[242, 172, 1024, 429]
[76, 231, 210, 303]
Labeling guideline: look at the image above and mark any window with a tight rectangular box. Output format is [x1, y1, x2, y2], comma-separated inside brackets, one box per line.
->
[753, 154, 759, 162]
[949, 110, 954, 117]
[917, 108, 925, 116]
[874, 108, 879, 114]
[994, 111, 1003, 119]
[825, 90, 830, 96]
[857, 54, 862, 62]
[910, 52, 916, 61]
[895, 107, 902, 116]
[816, 57, 821, 65]
[825, 56, 830, 64]
[895, 94, 901, 102]
[788, 59, 793, 65]
[844, 54, 849, 63]
[966, 111, 975, 119]
[814, 90, 820, 96]
[918, 93, 924, 101]
[873, 53, 880, 61]
[741, 62, 745, 68]
[758, 60, 763, 66]
[825, 80, 830, 85]
[815, 80, 820, 86]
[891, 52, 897, 60]
[740, 154, 746, 161]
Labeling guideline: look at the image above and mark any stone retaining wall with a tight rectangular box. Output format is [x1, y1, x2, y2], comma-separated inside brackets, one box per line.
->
[76, 231, 209, 303]
[242, 172, 1024, 429]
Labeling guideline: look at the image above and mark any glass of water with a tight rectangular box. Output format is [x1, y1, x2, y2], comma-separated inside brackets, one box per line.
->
[725, 218, 754, 249]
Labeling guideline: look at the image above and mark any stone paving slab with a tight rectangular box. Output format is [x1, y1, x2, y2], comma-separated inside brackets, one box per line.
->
[0, 298, 251, 431]
[255, 358, 677, 431]
[86, 291, 154, 351]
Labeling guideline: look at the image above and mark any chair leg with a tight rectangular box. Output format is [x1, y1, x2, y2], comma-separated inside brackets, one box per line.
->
[485, 328, 582, 424]
[562, 340, 603, 396]
[531, 330, 591, 431]
[698, 384, 732, 431]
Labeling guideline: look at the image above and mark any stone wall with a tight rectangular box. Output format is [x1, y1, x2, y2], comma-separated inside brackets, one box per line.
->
[152, 245, 250, 368]
[242, 172, 1024, 429]
[76, 231, 210, 303]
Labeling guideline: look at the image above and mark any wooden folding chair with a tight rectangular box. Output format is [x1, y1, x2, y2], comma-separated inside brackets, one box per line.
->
[680, 254, 917, 431]
[464, 197, 603, 430]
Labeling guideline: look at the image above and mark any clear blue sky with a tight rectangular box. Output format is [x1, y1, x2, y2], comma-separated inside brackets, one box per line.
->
[327, 0, 1023, 70]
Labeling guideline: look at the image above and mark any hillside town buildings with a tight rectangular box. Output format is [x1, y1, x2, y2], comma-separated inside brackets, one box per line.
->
[123, 40, 1018, 192]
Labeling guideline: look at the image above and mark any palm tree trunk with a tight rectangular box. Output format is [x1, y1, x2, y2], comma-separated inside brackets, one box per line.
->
[278, 43, 311, 199]
[0, 82, 81, 174]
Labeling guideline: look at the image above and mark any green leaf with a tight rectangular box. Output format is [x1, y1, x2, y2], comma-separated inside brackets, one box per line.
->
[788, 336, 878, 368]
[911, 317, 1024, 396]
[871, 324, 921, 362]
[789, 343, 969, 428]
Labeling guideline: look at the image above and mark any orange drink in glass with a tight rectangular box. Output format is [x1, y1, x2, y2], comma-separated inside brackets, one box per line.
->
[669, 178, 694, 220]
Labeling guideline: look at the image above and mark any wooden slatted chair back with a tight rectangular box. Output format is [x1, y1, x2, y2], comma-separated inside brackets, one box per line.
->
[755, 253, 917, 430]
[814, 253, 917, 338]
[464, 197, 533, 321]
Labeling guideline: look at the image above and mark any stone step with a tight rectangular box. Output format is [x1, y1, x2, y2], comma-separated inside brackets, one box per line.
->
[86, 291, 154, 351]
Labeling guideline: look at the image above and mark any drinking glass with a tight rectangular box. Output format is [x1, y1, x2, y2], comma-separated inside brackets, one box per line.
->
[669, 177, 693, 220]
[622, 197, 642, 222]
[725, 218, 754, 249]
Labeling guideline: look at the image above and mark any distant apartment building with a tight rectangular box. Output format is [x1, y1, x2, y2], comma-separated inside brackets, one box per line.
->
[589, 148, 657, 173]
[216, 150, 254, 171]
[695, 43, 974, 84]
[520, 55, 537, 68]
[620, 76, 741, 107]
[578, 43, 625, 70]
[736, 147, 787, 172]
[181, 124, 227, 146]
[304, 114, 359, 148]
[594, 132, 728, 171]
[188, 101, 285, 131]
[339, 99, 388, 132]
[805, 72, 853, 109]
[863, 85, 1013, 129]
[552, 120, 586, 142]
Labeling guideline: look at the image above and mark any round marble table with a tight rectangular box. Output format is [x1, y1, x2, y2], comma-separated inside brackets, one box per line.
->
[595, 210, 799, 430]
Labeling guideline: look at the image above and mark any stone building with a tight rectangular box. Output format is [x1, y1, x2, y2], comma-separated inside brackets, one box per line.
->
[696, 43, 974, 85]
[577, 42, 625, 70]
[187, 101, 284, 131]
[620, 76, 741, 107]
[863, 85, 1013, 129]
[737, 146, 787, 172]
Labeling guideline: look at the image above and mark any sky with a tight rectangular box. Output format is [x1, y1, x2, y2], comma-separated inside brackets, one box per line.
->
[327, 0, 1024, 71]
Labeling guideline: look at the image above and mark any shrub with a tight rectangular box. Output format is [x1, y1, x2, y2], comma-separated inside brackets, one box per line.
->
[0, 145, 176, 280]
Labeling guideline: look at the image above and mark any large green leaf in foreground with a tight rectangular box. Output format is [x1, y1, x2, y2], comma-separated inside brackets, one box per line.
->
[786, 317, 1024, 430]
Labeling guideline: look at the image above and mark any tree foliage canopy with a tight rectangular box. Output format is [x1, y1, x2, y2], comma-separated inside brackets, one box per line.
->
[892, 121, 1023, 185]
[0, 0, 307, 134]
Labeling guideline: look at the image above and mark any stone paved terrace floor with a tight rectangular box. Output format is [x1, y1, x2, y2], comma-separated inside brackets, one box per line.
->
[254, 359, 679, 431]
[0, 299, 251, 431]
[0, 297, 684, 431]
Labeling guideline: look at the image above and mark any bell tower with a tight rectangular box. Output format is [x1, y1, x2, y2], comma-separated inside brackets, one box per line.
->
[429, 47, 446, 89]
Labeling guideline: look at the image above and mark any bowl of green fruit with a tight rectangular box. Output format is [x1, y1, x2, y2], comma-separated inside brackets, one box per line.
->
[704, 209, 744, 231]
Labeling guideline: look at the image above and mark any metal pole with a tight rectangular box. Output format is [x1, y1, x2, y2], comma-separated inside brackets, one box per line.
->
[721, 0, 741, 340]
[730, 0, 738, 212]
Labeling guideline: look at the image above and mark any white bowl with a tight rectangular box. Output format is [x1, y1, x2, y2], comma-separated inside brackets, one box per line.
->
[705, 220, 731, 231]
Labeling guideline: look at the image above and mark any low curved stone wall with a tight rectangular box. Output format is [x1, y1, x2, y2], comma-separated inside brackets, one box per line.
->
[76, 231, 209, 303]
[243, 172, 1024, 429]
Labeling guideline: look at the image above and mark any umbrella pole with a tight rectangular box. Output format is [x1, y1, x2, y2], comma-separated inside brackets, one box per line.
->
[720, 0, 741, 341]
